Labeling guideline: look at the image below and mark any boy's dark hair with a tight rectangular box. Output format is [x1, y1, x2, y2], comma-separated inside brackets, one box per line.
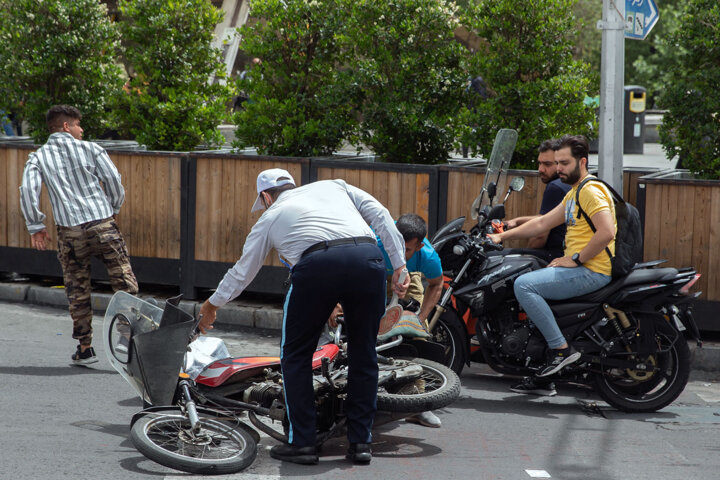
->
[46, 105, 81, 132]
[396, 213, 427, 242]
[538, 139, 558, 153]
[556, 134, 589, 162]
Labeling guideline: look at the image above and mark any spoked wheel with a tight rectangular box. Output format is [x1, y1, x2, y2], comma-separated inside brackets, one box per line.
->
[376, 357, 461, 413]
[593, 322, 690, 413]
[130, 410, 257, 475]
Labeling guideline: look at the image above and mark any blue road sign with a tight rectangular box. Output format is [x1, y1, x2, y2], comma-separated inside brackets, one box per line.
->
[625, 0, 659, 40]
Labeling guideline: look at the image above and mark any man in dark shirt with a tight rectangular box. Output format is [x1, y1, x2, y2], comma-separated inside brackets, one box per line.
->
[502, 139, 571, 262]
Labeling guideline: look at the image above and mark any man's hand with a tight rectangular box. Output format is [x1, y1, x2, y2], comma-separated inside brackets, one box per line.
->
[392, 266, 410, 298]
[547, 256, 577, 268]
[487, 233, 503, 245]
[505, 219, 518, 229]
[198, 300, 219, 334]
[328, 303, 343, 328]
[31, 230, 50, 251]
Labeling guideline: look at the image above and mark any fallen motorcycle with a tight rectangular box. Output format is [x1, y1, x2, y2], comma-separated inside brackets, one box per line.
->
[425, 129, 702, 413]
[103, 291, 461, 475]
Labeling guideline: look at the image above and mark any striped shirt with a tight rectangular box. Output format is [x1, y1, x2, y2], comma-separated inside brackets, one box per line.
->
[19, 132, 125, 234]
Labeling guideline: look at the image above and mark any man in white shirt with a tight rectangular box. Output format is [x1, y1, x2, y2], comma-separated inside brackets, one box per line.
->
[198, 168, 409, 465]
[19, 105, 138, 366]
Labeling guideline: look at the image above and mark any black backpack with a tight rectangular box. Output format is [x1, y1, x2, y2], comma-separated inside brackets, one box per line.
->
[575, 177, 643, 278]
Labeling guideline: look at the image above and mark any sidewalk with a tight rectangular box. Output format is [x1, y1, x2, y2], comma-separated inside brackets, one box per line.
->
[1, 279, 718, 373]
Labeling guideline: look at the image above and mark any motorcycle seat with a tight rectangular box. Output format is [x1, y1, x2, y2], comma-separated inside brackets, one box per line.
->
[549, 267, 679, 305]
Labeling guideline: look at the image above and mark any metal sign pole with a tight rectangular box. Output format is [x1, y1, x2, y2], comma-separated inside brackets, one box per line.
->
[597, 0, 625, 195]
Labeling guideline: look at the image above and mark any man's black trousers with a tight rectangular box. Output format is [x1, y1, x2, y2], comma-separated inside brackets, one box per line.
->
[280, 241, 386, 447]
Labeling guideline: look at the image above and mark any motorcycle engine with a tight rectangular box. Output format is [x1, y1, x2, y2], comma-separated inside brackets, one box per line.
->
[242, 382, 283, 407]
[501, 325, 531, 360]
[485, 305, 547, 365]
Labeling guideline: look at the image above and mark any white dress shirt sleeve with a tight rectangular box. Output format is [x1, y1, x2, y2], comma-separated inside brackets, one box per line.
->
[208, 213, 275, 307]
[342, 182, 406, 270]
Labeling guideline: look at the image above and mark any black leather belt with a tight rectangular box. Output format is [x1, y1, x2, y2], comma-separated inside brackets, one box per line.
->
[302, 236, 376, 257]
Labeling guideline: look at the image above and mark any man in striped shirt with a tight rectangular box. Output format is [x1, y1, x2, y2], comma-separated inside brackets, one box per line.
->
[19, 105, 138, 366]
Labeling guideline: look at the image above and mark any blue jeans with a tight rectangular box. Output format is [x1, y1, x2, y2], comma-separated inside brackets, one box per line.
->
[513, 266, 611, 349]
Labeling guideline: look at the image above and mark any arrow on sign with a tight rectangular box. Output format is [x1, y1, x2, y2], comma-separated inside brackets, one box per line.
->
[625, 0, 659, 40]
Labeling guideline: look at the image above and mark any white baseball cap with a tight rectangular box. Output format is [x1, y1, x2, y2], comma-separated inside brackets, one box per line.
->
[251, 168, 296, 212]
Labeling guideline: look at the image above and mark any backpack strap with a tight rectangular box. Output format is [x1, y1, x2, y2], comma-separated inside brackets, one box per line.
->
[574, 177, 616, 260]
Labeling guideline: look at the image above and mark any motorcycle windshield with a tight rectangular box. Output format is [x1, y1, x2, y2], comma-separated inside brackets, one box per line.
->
[102, 291, 196, 405]
[471, 128, 518, 219]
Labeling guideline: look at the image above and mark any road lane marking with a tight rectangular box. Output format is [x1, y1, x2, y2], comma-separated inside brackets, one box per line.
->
[526, 470, 551, 478]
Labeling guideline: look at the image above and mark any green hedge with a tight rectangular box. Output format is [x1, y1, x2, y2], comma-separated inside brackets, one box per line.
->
[0, 0, 123, 142]
[658, 0, 720, 179]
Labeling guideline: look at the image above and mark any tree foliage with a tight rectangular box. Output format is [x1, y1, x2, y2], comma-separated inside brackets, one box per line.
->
[232, 0, 359, 157]
[628, 0, 685, 108]
[658, 0, 720, 179]
[0, 0, 123, 142]
[460, 0, 596, 168]
[344, 0, 468, 164]
[114, 0, 233, 151]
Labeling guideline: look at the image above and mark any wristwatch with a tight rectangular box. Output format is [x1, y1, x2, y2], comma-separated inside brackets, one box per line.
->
[572, 253, 583, 266]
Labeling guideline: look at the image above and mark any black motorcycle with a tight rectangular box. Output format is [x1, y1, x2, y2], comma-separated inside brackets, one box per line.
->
[426, 130, 703, 413]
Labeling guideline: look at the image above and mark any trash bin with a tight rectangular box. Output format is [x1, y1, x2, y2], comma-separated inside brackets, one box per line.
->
[624, 85, 646, 154]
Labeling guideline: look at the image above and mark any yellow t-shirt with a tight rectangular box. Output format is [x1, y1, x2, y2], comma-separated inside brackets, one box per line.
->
[562, 175, 616, 276]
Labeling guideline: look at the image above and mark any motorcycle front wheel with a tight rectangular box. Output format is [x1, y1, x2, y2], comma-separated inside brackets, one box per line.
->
[130, 410, 257, 475]
[593, 320, 690, 413]
[430, 309, 468, 374]
[376, 357, 461, 413]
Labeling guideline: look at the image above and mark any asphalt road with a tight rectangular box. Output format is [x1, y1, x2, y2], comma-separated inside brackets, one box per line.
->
[1, 300, 719, 480]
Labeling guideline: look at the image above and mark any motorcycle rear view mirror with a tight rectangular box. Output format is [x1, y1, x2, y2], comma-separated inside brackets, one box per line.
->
[502, 177, 525, 203]
[509, 177, 525, 192]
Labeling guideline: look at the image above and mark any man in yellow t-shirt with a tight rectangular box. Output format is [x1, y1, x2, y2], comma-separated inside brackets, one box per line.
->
[488, 135, 616, 381]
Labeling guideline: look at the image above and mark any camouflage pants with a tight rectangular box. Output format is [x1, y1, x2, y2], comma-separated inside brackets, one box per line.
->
[57, 218, 138, 346]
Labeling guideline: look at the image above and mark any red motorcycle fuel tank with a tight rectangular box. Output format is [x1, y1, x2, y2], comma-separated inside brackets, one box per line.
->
[196, 343, 340, 387]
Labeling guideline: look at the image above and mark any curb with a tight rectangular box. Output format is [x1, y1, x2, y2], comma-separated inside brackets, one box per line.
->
[1, 281, 718, 372]
[0, 281, 285, 332]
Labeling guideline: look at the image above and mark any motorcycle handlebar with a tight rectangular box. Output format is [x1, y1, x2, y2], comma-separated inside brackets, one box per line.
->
[452, 235, 503, 256]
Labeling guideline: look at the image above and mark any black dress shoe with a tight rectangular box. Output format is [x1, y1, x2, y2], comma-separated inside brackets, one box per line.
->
[269, 444, 319, 465]
[346, 443, 372, 464]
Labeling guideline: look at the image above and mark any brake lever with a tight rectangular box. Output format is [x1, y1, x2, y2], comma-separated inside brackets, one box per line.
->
[187, 314, 203, 348]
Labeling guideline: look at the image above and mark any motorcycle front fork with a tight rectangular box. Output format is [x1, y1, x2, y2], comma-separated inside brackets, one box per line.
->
[179, 376, 201, 433]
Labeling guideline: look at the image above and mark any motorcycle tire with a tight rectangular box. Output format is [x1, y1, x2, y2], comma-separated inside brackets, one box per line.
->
[592, 319, 691, 413]
[130, 410, 257, 475]
[431, 309, 468, 375]
[376, 357, 461, 413]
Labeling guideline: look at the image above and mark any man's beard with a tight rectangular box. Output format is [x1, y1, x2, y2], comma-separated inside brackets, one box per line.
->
[541, 172, 559, 184]
[560, 161, 582, 185]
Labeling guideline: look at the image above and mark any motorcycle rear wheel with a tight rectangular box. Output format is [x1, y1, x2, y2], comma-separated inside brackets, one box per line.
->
[593, 324, 690, 413]
[130, 410, 257, 475]
[376, 357, 461, 413]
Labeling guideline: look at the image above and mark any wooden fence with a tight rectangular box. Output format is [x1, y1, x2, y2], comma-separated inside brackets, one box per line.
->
[638, 171, 720, 324]
[1, 143, 717, 327]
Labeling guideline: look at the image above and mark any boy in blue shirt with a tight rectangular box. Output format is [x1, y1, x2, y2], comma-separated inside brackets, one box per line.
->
[377, 214, 443, 325]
